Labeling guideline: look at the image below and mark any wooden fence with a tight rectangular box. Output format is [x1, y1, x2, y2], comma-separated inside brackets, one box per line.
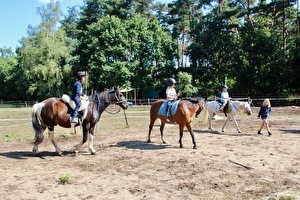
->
[1, 96, 300, 108]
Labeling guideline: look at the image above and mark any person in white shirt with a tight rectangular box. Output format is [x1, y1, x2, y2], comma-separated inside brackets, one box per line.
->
[166, 78, 178, 121]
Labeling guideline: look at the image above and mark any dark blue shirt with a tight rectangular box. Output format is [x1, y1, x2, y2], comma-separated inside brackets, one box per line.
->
[258, 106, 271, 119]
[71, 80, 83, 99]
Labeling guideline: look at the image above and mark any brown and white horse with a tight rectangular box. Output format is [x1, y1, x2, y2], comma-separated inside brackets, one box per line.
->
[147, 98, 206, 149]
[31, 88, 128, 156]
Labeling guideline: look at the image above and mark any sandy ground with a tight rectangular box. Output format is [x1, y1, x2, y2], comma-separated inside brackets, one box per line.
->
[0, 106, 299, 200]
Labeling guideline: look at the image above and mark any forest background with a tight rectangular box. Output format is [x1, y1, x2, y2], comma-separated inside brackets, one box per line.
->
[0, 0, 299, 101]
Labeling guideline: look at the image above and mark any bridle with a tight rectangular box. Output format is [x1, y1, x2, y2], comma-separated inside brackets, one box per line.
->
[195, 101, 205, 118]
[232, 101, 251, 115]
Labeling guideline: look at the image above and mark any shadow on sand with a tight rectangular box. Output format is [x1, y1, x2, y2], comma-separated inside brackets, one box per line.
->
[0, 150, 75, 159]
[279, 129, 300, 134]
[115, 140, 169, 150]
[193, 129, 254, 137]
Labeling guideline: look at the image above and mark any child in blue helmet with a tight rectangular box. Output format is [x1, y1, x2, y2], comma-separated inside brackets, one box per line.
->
[70, 71, 86, 123]
[166, 78, 178, 121]
[219, 85, 231, 112]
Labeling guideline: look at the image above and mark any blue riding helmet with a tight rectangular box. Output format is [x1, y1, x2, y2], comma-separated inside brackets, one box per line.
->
[76, 71, 86, 80]
[168, 78, 176, 84]
[221, 84, 228, 89]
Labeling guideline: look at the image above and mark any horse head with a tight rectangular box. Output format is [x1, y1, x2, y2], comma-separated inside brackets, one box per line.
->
[195, 98, 206, 118]
[110, 87, 128, 110]
[244, 102, 252, 115]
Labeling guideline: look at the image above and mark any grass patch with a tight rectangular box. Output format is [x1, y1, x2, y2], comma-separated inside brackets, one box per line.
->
[57, 173, 72, 185]
[265, 191, 300, 200]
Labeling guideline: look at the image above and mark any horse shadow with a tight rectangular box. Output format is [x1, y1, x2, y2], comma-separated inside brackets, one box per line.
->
[192, 129, 254, 137]
[0, 150, 75, 159]
[114, 140, 169, 150]
[279, 129, 300, 134]
[192, 129, 221, 135]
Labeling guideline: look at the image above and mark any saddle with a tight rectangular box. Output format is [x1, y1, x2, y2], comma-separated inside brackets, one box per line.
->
[61, 94, 89, 110]
[218, 100, 232, 117]
[158, 100, 180, 122]
[61, 94, 89, 120]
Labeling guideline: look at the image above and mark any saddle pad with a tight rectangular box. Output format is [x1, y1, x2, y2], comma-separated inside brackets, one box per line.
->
[158, 100, 180, 116]
[61, 94, 89, 111]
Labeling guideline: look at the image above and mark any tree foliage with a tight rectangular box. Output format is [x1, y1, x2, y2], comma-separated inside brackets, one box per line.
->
[0, 0, 299, 100]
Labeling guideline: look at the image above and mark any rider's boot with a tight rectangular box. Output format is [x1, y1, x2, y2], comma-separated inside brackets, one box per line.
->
[70, 111, 78, 124]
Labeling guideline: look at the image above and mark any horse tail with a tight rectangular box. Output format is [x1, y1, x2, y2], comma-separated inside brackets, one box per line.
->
[202, 103, 209, 125]
[32, 103, 45, 145]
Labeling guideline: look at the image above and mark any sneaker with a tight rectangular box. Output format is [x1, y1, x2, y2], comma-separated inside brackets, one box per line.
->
[257, 130, 262, 135]
[268, 131, 272, 136]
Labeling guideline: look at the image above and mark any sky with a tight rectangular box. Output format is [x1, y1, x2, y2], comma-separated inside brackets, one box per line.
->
[0, 0, 171, 52]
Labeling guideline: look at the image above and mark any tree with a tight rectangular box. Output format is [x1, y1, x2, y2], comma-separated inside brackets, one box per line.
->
[176, 72, 198, 97]
[0, 49, 18, 99]
[17, 2, 71, 100]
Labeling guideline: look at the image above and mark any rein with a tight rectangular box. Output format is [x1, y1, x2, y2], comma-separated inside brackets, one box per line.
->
[232, 102, 240, 112]
[105, 108, 121, 114]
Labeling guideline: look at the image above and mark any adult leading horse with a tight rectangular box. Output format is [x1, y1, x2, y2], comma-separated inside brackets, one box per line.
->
[203, 100, 252, 133]
[147, 98, 206, 149]
[31, 88, 128, 156]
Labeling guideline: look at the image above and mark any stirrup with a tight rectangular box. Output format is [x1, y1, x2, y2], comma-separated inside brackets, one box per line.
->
[70, 117, 78, 124]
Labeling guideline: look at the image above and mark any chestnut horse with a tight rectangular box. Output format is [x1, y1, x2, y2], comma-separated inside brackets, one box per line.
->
[147, 98, 205, 149]
[31, 88, 128, 156]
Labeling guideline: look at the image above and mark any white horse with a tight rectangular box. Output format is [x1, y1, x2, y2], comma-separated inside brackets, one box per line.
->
[203, 101, 252, 133]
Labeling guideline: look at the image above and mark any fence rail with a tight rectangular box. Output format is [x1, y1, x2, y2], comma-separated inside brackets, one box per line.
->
[1, 96, 300, 108]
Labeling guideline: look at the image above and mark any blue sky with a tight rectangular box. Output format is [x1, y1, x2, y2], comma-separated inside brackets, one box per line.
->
[0, 0, 172, 52]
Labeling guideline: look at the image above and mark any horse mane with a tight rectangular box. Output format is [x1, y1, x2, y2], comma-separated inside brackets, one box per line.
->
[181, 97, 203, 104]
[94, 90, 115, 102]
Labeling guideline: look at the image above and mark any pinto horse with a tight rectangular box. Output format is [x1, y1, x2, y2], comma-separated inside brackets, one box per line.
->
[31, 88, 128, 156]
[147, 98, 206, 149]
[203, 100, 252, 133]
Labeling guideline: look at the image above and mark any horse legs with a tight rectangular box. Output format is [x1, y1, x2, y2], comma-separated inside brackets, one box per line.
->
[221, 117, 230, 132]
[88, 127, 97, 155]
[160, 122, 166, 144]
[208, 116, 213, 131]
[48, 129, 62, 156]
[147, 116, 156, 143]
[178, 124, 185, 148]
[74, 128, 87, 154]
[74, 124, 93, 155]
[32, 126, 46, 155]
[186, 123, 197, 149]
[232, 116, 242, 133]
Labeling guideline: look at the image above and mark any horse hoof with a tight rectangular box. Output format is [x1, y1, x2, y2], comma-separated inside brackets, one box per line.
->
[193, 146, 197, 149]
[180, 145, 183, 148]
[147, 139, 151, 143]
[162, 141, 167, 144]
[91, 151, 98, 155]
[57, 152, 63, 157]
[73, 150, 79, 156]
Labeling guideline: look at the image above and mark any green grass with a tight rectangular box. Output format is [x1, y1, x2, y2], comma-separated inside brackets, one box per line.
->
[0, 106, 150, 143]
[0, 107, 33, 142]
[57, 173, 72, 185]
[265, 191, 300, 200]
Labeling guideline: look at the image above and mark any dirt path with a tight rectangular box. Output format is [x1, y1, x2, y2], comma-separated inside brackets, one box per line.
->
[0, 107, 299, 199]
